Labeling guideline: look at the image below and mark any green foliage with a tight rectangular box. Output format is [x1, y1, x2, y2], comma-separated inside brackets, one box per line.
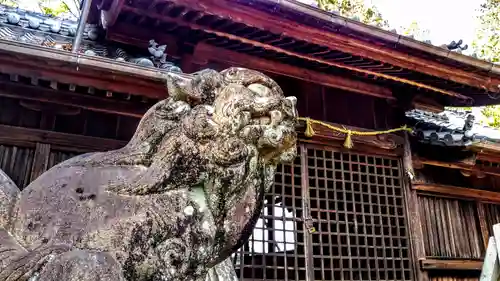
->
[0, 0, 18, 7]
[401, 21, 430, 41]
[466, 0, 500, 129]
[480, 105, 500, 128]
[316, 0, 389, 28]
[38, 0, 71, 16]
[446, 105, 500, 128]
[472, 0, 500, 62]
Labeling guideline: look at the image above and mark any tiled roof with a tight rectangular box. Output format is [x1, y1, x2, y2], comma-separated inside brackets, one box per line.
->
[0, 5, 182, 73]
[406, 109, 500, 147]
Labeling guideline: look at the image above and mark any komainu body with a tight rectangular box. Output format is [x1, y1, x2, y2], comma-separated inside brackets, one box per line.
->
[0, 67, 298, 281]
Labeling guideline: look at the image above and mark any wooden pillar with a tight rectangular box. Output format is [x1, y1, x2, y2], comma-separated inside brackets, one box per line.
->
[300, 144, 314, 281]
[402, 134, 428, 281]
[30, 142, 50, 183]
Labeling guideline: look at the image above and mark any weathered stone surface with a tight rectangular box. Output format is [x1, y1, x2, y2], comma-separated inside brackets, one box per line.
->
[0, 67, 298, 281]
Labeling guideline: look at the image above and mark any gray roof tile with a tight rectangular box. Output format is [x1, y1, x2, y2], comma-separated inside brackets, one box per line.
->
[406, 109, 500, 147]
[0, 4, 182, 73]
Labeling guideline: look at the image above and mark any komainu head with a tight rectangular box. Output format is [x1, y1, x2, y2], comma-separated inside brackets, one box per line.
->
[166, 67, 298, 167]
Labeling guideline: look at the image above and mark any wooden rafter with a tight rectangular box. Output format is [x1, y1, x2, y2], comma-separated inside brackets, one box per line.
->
[118, 0, 500, 93]
[0, 80, 149, 118]
[193, 43, 393, 99]
[120, 5, 473, 102]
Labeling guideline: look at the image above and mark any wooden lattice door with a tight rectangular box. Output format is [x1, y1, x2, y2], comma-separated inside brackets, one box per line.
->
[233, 143, 413, 281]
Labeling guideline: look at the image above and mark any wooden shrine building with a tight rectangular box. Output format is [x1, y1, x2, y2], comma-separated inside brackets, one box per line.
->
[1, 0, 500, 280]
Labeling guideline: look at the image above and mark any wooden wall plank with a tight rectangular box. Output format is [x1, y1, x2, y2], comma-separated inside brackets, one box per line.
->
[0, 124, 126, 152]
[0, 144, 34, 188]
[418, 195, 484, 259]
[0, 81, 149, 118]
[478, 203, 491, 254]
[29, 142, 50, 182]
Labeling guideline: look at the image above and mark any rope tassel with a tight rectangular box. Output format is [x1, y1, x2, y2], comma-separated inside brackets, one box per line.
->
[343, 130, 353, 149]
[304, 118, 315, 137]
[299, 117, 412, 149]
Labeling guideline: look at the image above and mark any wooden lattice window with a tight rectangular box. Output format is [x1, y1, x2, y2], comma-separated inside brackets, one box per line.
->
[307, 147, 411, 281]
[233, 146, 306, 280]
[233, 144, 412, 281]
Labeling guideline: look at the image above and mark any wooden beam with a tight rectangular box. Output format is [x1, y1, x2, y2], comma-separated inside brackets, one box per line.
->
[193, 43, 393, 99]
[160, 0, 500, 93]
[0, 40, 180, 99]
[0, 58, 166, 100]
[123, 6, 471, 102]
[414, 183, 500, 204]
[420, 258, 483, 271]
[416, 157, 500, 177]
[297, 119, 404, 151]
[472, 141, 500, 155]
[0, 80, 149, 118]
[0, 125, 126, 152]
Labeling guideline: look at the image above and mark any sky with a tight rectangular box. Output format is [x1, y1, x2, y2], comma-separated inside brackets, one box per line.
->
[368, 0, 484, 47]
[297, 0, 485, 52]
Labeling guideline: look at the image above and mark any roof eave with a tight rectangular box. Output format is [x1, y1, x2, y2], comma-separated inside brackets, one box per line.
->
[260, 0, 499, 77]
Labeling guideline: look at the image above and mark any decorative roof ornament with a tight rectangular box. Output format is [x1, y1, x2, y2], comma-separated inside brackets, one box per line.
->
[446, 39, 468, 52]
[463, 114, 475, 132]
[0, 5, 183, 73]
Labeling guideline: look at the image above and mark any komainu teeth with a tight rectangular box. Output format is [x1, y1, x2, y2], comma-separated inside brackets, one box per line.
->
[241, 111, 251, 125]
[269, 110, 283, 127]
[260, 116, 271, 125]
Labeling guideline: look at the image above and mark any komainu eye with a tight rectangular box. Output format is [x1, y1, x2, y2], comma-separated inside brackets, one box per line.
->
[248, 83, 271, 96]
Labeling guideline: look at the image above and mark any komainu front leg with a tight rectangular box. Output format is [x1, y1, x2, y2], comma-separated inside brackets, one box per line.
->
[37, 250, 125, 281]
[204, 258, 238, 281]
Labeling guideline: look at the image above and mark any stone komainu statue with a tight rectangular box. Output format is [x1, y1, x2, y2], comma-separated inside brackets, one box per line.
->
[0, 67, 298, 281]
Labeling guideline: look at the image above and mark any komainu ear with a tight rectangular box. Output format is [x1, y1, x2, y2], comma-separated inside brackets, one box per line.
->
[165, 72, 192, 102]
[165, 69, 224, 105]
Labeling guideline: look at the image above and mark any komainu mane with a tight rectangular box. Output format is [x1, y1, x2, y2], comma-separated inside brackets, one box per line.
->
[0, 67, 298, 281]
